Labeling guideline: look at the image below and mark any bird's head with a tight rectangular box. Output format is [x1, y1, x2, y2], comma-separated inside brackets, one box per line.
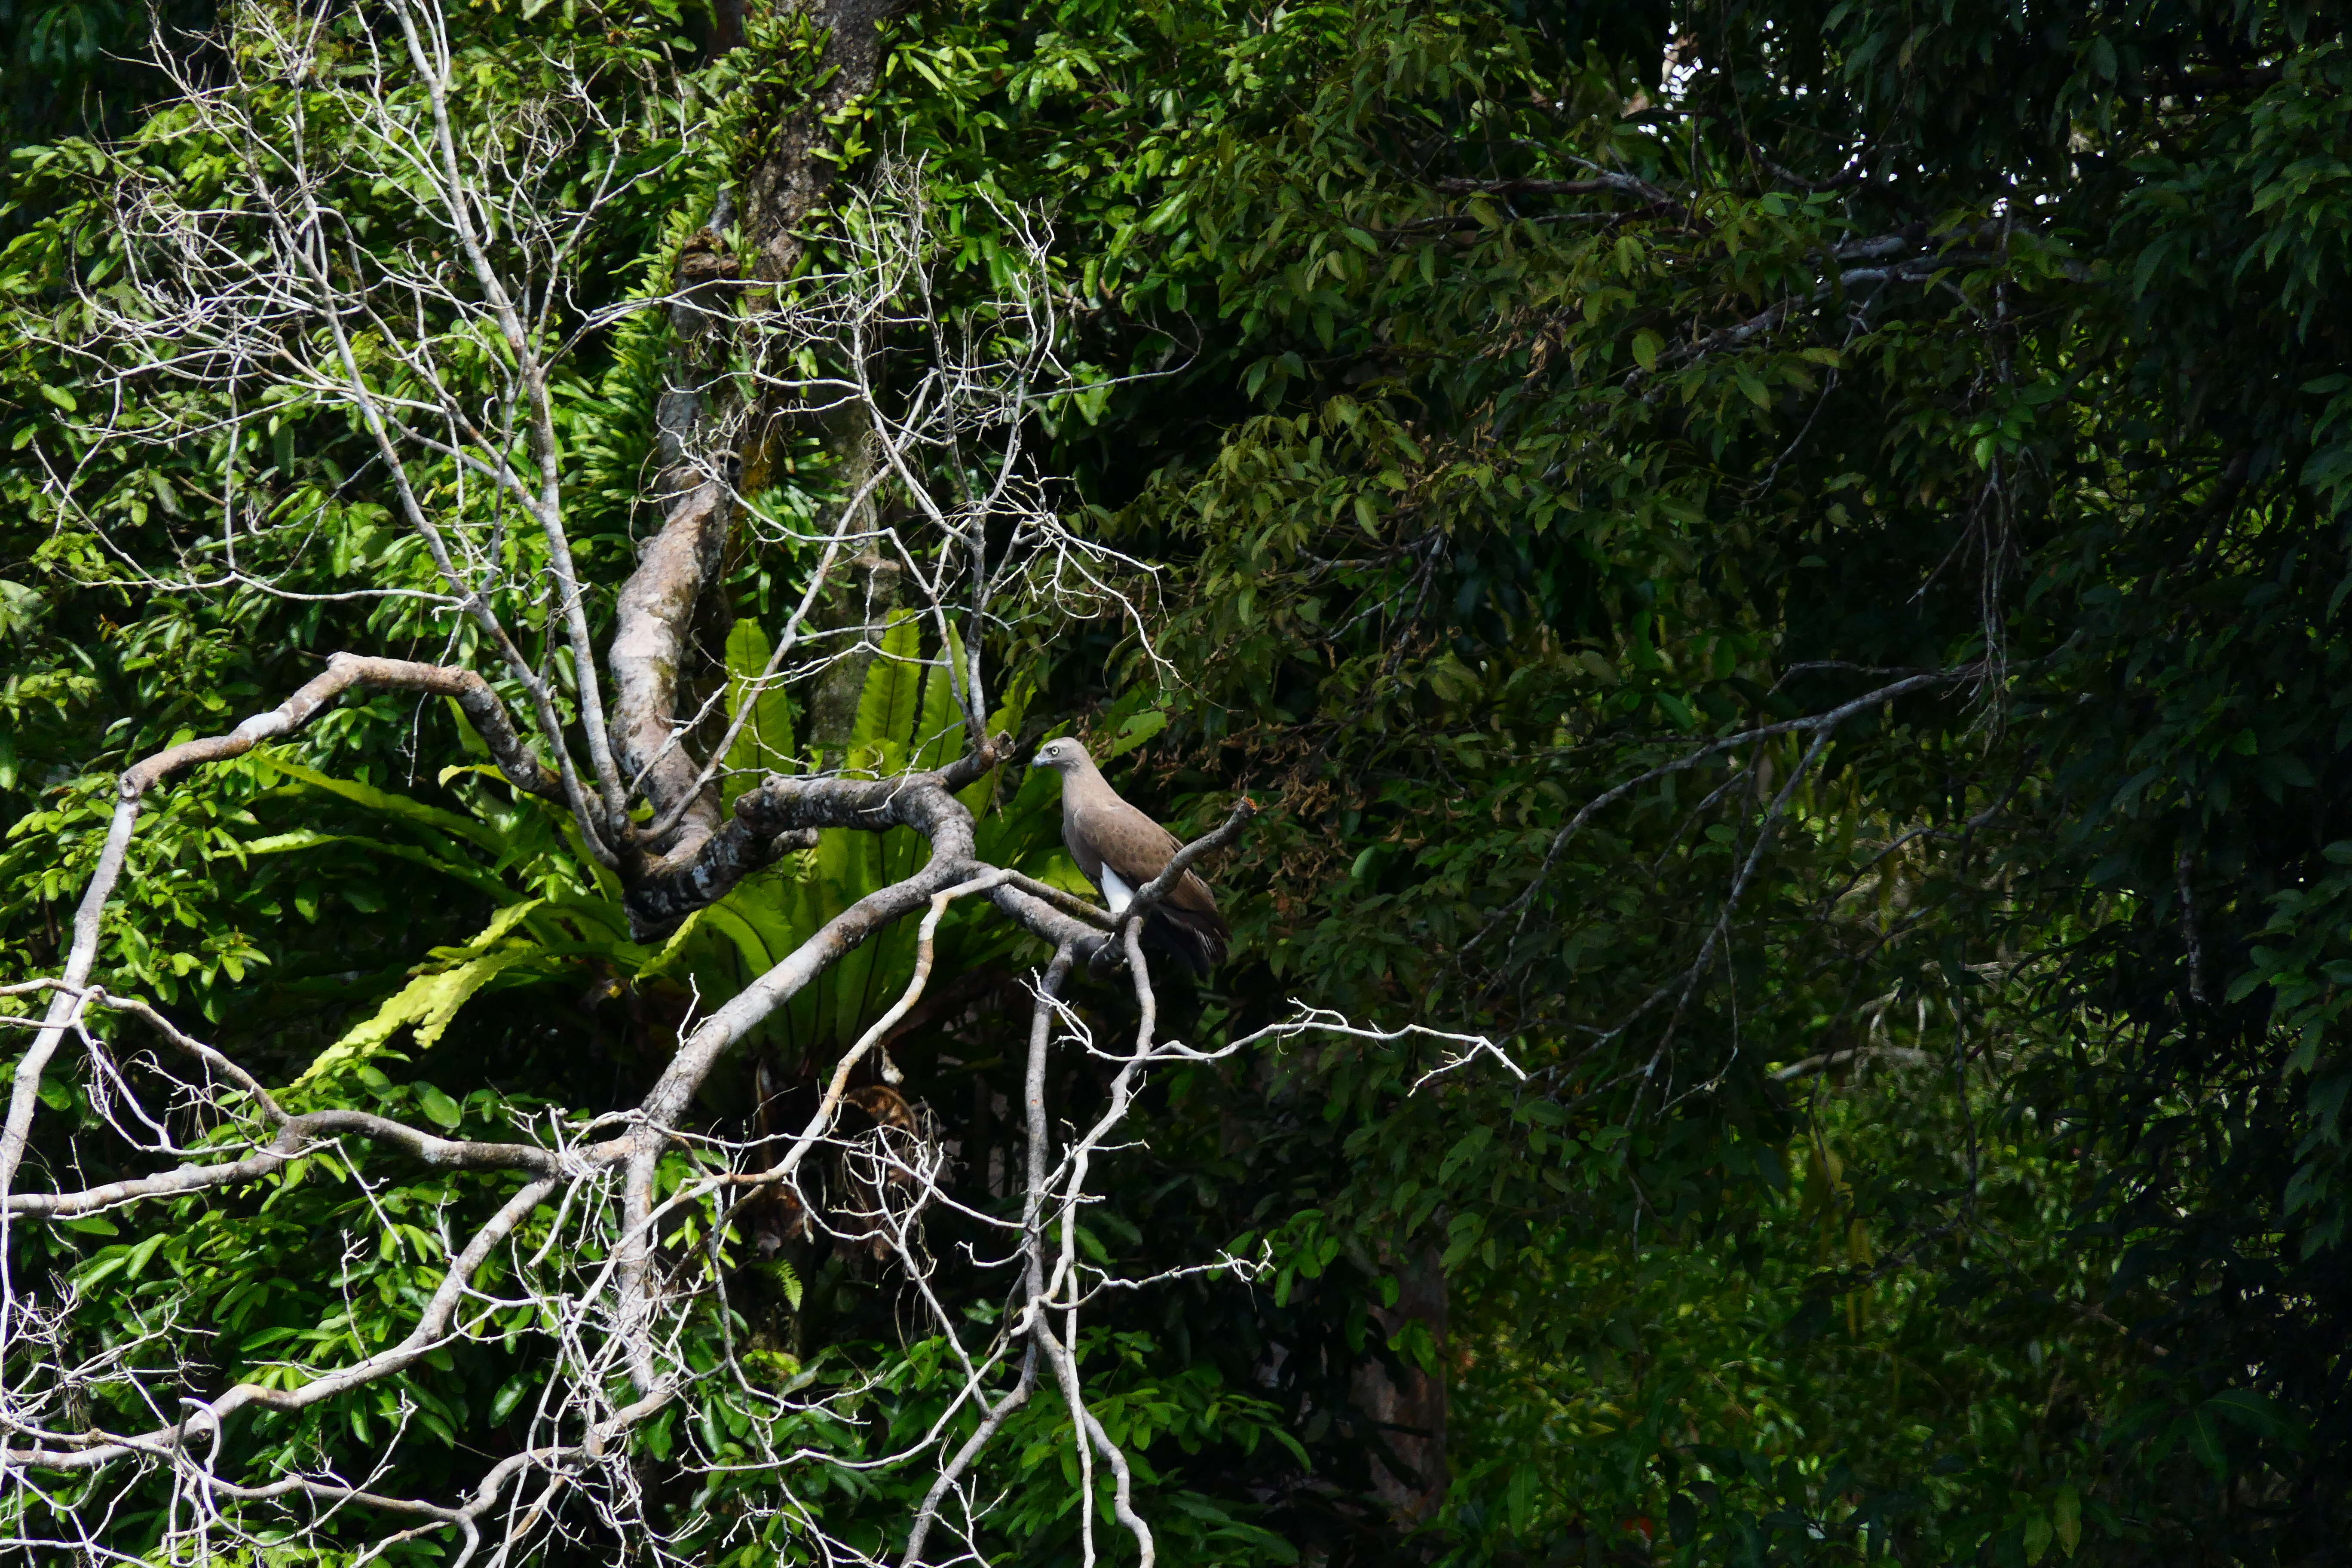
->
[1030, 737, 1091, 774]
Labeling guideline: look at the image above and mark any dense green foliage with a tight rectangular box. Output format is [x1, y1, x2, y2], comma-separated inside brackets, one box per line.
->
[4, 0, 2349, 1562]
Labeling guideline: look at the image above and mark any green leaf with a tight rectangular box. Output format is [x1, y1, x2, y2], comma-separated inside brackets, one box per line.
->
[2052, 1483, 2081, 1556]
[696, 900, 780, 978]
[447, 898, 546, 957]
[242, 829, 516, 901]
[849, 611, 924, 769]
[417, 1084, 464, 1131]
[490, 1372, 535, 1424]
[724, 618, 798, 799]
[1507, 1462, 1540, 1534]
[762, 1257, 804, 1311]
[258, 759, 507, 854]
[2184, 1403, 2229, 1476]
[121, 1231, 168, 1281]
[2205, 1387, 2300, 1443]
[1101, 707, 1167, 762]
[912, 621, 970, 772]
[298, 946, 537, 1083]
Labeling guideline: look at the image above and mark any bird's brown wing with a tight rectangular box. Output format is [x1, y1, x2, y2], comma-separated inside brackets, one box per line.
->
[1058, 801, 1103, 888]
[1072, 799, 1228, 971]
[1166, 867, 1221, 919]
[1072, 800, 1223, 913]
[1069, 798, 1181, 893]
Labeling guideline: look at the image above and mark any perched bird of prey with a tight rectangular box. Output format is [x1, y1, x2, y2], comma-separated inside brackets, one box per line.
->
[1030, 738, 1230, 974]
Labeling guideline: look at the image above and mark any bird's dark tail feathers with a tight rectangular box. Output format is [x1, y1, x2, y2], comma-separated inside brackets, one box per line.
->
[1144, 904, 1229, 977]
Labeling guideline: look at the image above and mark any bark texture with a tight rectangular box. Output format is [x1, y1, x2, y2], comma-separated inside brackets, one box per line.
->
[741, 0, 906, 282]
[605, 0, 910, 930]
[1353, 1244, 1450, 1525]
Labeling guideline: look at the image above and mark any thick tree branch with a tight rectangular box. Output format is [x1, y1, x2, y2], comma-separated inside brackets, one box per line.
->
[608, 478, 731, 853]
[620, 738, 1004, 939]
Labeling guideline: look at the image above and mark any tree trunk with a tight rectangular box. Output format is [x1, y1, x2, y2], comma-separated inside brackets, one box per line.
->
[1352, 1243, 1449, 1526]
